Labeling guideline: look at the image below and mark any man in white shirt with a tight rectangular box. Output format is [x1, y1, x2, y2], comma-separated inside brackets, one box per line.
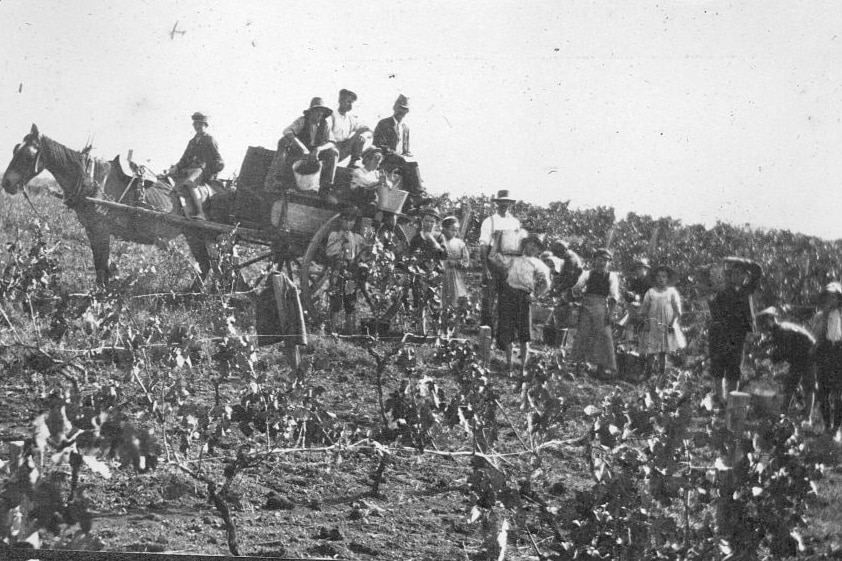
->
[479, 190, 523, 332]
[329, 89, 370, 167]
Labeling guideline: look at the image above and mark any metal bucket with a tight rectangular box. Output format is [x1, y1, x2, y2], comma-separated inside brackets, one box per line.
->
[376, 185, 409, 213]
[292, 160, 321, 192]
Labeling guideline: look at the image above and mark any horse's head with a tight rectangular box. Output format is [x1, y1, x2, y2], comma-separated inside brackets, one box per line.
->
[2, 124, 45, 195]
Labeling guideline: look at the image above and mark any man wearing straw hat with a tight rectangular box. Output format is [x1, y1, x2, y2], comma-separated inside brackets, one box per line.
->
[708, 256, 762, 405]
[756, 306, 816, 422]
[479, 190, 524, 334]
[168, 111, 224, 220]
[268, 97, 339, 192]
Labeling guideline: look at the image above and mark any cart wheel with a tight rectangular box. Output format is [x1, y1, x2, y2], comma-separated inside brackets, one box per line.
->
[300, 213, 343, 328]
[300, 213, 414, 334]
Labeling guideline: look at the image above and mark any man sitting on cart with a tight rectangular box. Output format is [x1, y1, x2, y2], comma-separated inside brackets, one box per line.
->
[329, 89, 371, 168]
[168, 111, 224, 220]
[270, 97, 339, 193]
[373, 94, 427, 208]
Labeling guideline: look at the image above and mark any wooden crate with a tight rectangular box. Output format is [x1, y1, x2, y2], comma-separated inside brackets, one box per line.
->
[238, 146, 276, 192]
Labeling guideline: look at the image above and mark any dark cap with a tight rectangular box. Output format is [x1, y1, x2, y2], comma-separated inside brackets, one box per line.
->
[394, 94, 410, 109]
[191, 112, 209, 124]
[339, 89, 358, 101]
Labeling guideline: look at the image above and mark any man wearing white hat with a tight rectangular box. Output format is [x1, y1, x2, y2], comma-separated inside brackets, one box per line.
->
[478, 190, 524, 332]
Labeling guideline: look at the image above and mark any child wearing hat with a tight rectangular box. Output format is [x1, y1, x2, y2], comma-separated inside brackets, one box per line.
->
[488, 232, 551, 376]
[638, 264, 685, 379]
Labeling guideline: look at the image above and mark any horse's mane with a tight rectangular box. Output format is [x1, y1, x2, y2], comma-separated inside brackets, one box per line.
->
[39, 135, 87, 177]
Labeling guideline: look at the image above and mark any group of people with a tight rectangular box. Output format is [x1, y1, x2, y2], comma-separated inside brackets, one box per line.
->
[166, 89, 427, 220]
[267, 90, 426, 208]
[477, 190, 687, 379]
[164, 109, 840, 430]
[324, 205, 471, 336]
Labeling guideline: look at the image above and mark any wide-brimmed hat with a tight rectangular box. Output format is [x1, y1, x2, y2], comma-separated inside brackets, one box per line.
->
[593, 247, 613, 260]
[339, 88, 358, 101]
[756, 306, 779, 318]
[633, 258, 651, 269]
[394, 94, 410, 109]
[521, 234, 546, 252]
[724, 256, 757, 269]
[492, 189, 516, 202]
[191, 112, 209, 124]
[304, 97, 333, 116]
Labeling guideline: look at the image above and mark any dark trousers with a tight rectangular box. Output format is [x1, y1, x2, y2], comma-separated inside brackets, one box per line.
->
[709, 339, 743, 383]
[816, 341, 842, 430]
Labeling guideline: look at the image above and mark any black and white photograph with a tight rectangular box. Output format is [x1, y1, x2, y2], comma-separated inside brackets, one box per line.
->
[1, 1, 842, 559]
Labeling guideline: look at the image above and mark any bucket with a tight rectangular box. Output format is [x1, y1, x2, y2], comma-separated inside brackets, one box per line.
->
[292, 159, 322, 192]
[375, 184, 409, 213]
[746, 381, 782, 418]
[726, 391, 752, 431]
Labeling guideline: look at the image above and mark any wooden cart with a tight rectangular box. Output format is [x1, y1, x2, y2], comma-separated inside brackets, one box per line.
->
[88, 146, 418, 334]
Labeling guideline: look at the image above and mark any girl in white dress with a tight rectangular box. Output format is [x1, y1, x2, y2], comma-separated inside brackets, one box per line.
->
[440, 216, 470, 332]
[639, 265, 685, 379]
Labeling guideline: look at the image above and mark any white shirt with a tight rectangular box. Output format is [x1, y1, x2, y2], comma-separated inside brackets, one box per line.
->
[330, 111, 362, 143]
[491, 254, 551, 296]
[479, 212, 522, 246]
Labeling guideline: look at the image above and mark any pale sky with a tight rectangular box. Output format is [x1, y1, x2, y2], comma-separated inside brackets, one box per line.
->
[2, 0, 842, 238]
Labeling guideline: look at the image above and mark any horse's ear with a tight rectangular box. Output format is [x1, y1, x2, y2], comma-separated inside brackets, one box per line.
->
[30, 124, 40, 138]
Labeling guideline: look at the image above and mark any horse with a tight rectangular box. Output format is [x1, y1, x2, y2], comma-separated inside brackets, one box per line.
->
[1, 124, 217, 285]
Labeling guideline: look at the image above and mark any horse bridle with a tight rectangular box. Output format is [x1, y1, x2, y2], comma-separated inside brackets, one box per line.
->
[12, 137, 45, 185]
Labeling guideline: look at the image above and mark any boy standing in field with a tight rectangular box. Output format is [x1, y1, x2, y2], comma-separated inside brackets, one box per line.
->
[488, 233, 551, 376]
[326, 208, 367, 334]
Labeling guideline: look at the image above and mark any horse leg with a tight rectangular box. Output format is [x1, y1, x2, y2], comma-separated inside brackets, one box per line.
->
[185, 232, 212, 287]
[87, 230, 112, 286]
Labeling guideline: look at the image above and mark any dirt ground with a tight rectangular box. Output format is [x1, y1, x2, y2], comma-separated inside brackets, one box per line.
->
[0, 336, 604, 560]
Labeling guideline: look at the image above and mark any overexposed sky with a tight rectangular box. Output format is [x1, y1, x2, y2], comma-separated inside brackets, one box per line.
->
[2, 0, 842, 238]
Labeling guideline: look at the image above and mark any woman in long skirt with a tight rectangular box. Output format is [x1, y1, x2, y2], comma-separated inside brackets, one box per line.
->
[571, 248, 620, 375]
